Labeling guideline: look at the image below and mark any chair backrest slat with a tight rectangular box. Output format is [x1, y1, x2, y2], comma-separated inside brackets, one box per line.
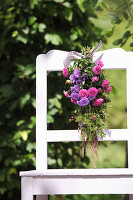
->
[36, 48, 133, 171]
[47, 129, 128, 142]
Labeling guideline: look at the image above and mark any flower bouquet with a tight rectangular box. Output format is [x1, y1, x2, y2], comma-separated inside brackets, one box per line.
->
[62, 41, 112, 168]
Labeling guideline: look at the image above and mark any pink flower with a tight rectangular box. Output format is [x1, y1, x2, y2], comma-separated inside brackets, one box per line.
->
[93, 65, 102, 75]
[79, 89, 88, 97]
[63, 90, 70, 98]
[71, 98, 77, 104]
[104, 86, 112, 93]
[97, 88, 101, 93]
[62, 68, 69, 78]
[93, 98, 103, 106]
[102, 80, 109, 88]
[97, 60, 104, 67]
[88, 87, 98, 97]
[92, 116, 96, 119]
[91, 76, 99, 82]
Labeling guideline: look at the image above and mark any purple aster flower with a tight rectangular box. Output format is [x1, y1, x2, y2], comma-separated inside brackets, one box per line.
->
[70, 74, 76, 84]
[77, 97, 89, 107]
[71, 92, 80, 100]
[88, 95, 95, 100]
[76, 78, 83, 85]
[83, 73, 88, 77]
[81, 76, 86, 81]
[74, 69, 80, 78]
[71, 85, 80, 93]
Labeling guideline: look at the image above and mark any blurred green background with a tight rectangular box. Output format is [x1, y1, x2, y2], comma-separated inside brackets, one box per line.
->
[0, 0, 132, 199]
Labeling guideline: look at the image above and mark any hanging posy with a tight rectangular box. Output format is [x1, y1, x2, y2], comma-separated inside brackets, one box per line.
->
[62, 41, 112, 168]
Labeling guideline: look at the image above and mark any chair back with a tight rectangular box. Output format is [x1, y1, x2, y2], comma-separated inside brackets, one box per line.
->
[36, 48, 133, 171]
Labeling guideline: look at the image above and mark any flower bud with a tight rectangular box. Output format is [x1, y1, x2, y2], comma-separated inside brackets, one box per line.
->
[92, 116, 96, 119]
[65, 80, 71, 84]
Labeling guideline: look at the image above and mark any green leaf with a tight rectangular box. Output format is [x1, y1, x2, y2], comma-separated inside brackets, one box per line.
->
[30, 0, 40, 9]
[47, 114, 54, 123]
[16, 120, 25, 127]
[113, 38, 123, 45]
[17, 35, 28, 44]
[105, 27, 114, 37]
[65, 9, 73, 22]
[19, 130, 28, 141]
[48, 157, 56, 165]
[57, 158, 63, 166]
[12, 30, 19, 37]
[111, 16, 121, 24]
[44, 33, 63, 45]
[130, 43, 133, 47]
[8, 168, 17, 175]
[28, 16, 37, 25]
[38, 23, 46, 32]
[20, 93, 30, 108]
[56, 94, 62, 99]
[62, 2, 71, 8]
[48, 108, 58, 115]
[54, 97, 62, 109]
[26, 142, 36, 152]
[123, 31, 131, 39]
[53, 0, 64, 2]
[76, 0, 85, 13]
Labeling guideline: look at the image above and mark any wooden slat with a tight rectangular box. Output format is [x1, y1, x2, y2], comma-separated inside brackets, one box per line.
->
[46, 48, 128, 71]
[20, 168, 133, 177]
[32, 175, 133, 195]
[47, 129, 128, 142]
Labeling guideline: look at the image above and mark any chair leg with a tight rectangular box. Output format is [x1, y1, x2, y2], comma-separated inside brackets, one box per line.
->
[21, 177, 33, 200]
[129, 195, 133, 200]
[36, 195, 48, 200]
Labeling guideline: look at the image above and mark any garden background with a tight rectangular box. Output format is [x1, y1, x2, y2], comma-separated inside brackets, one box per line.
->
[0, 0, 133, 199]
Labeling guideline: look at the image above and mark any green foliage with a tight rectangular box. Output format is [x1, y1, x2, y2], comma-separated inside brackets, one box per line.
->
[101, 0, 133, 49]
[0, 0, 128, 200]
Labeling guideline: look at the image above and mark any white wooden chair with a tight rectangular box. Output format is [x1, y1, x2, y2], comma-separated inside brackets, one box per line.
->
[20, 48, 133, 200]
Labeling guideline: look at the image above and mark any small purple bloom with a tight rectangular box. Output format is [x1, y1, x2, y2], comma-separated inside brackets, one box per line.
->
[71, 92, 80, 100]
[70, 74, 76, 84]
[88, 95, 95, 100]
[76, 79, 83, 85]
[77, 97, 89, 107]
[83, 73, 88, 77]
[81, 76, 86, 81]
[71, 85, 80, 93]
[74, 69, 80, 78]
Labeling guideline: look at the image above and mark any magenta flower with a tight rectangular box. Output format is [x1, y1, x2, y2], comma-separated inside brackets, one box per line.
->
[91, 76, 99, 82]
[79, 89, 88, 98]
[92, 116, 96, 119]
[93, 65, 102, 75]
[62, 68, 69, 78]
[102, 80, 109, 88]
[93, 98, 103, 106]
[71, 98, 77, 104]
[88, 87, 98, 97]
[77, 97, 89, 107]
[104, 86, 112, 93]
[63, 90, 70, 98]
[97, 60, 104, 67]
[97, 88, 101, 93]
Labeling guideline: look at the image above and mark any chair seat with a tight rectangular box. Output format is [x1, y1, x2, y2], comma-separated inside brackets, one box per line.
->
[20, 169, 133, 195]
[20, 168, 133, 177]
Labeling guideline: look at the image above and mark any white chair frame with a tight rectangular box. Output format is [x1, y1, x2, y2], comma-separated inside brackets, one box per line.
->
[20, 48, 133, 200]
